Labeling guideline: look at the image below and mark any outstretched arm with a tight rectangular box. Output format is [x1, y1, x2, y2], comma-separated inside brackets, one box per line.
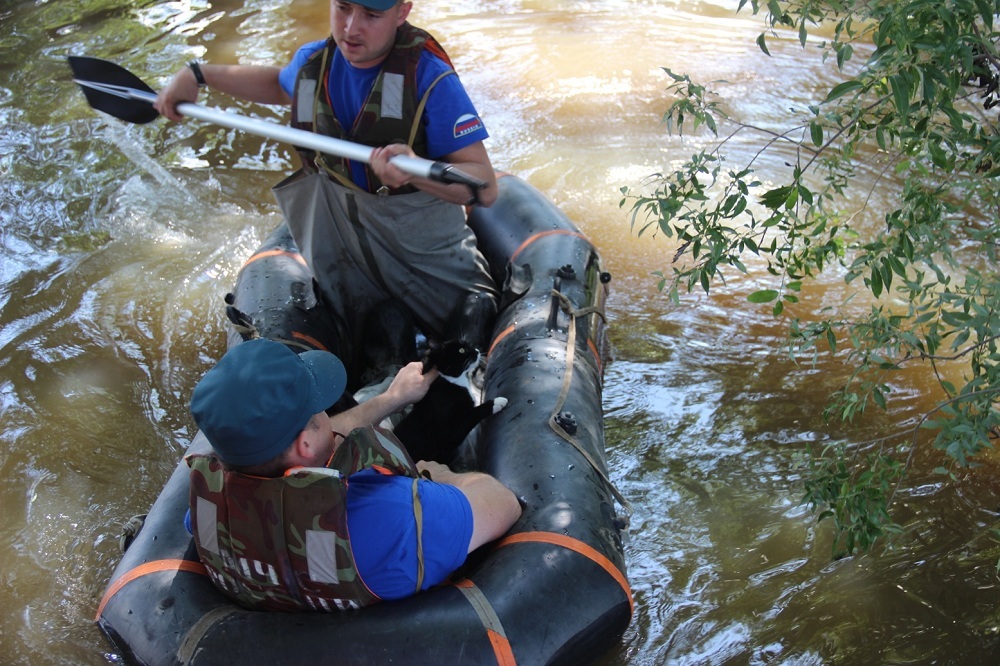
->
[417, 461, 522, 552]
[329, 361, 437, 435]
[153, 64, 290, 122]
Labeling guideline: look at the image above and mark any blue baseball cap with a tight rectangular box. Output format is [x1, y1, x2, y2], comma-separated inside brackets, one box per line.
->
[352, 0, 400, 10]
[190, 339, 347, 467]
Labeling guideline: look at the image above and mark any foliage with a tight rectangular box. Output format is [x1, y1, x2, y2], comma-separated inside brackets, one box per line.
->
[622, 0, 1000, 556]
[801, 442, 904, 558]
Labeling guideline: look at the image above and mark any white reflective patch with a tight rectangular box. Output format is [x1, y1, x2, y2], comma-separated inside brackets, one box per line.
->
[196, 496, 220, 555]
[379, 437, 409, 464]
[306, 530, 340, 584]
[293, 466, 341, 478]
[381, 73, 404, 119]
[296, 79, 317, 124]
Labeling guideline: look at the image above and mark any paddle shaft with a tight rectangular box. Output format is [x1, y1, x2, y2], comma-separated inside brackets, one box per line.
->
[126, 88, 462, 183]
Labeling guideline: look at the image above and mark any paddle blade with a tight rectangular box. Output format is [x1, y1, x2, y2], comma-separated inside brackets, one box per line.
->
[68, 56, 160, 125]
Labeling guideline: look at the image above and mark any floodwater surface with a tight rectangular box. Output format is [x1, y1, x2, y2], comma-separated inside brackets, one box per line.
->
[2, 0, 1000, 664]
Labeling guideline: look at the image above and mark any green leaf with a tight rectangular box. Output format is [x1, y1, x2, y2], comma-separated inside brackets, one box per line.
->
[870, 267, 883, 298]
[890, 74, 910, 118]
[880, 259, 893, 290]
[941, 311, 972, 326]
[785, 187, 799, 209]
[976, 0, 995, 29]
[824, 79, 863, 103]
[748, 289, 779, 303]
[756, 33, 771, 56]
[836, 43, 853, 69]
[760, 185, 793, 210]
[810, 121, 824, 147]
[873, 387, 887, 410]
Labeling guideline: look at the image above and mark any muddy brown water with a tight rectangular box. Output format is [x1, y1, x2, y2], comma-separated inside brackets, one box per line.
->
[2, 0, 999, 663]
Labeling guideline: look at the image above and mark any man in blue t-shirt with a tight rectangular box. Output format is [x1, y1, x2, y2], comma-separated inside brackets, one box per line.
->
[156, 0, 500, 363]
[188, 339, 521, 607]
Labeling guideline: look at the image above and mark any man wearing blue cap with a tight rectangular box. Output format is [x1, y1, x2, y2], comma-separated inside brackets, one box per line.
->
[156, 0, 500, 368]
[186, 339, 521, 611]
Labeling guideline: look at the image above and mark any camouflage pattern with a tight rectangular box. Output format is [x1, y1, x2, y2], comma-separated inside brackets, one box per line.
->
[290, 23, 455, 194]
[186, 426, 420, 612]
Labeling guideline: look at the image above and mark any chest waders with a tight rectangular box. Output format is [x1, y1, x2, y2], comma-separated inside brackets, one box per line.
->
[273, 25, 497, 373]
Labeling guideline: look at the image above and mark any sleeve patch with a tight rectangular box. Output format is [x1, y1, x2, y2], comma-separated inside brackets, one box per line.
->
[453, 114, 484, 139]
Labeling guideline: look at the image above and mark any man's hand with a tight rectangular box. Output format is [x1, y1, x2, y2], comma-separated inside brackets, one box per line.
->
[370, 144, 417, 190]
[330, 362, 436, 435]
[153, 67, 200, 122]
[384, 361, 437, 410]
[370, 141, 497, 207]
[416, 459, 452, 481]
[415, 460, 522, 553]
[152, 64, 291, 123]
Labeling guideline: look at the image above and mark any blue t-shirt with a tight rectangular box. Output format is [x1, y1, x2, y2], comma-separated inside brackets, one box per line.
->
[279, 39, 489, 188]
[184, 469, 473, 601]
[346, 468, 473, 599]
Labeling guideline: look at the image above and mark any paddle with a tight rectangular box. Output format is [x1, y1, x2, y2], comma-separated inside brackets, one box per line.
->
[67, 56, 487, 193]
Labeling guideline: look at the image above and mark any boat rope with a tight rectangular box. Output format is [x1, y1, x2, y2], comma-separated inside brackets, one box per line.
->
[226, 320, 317, 355]
[225, 303, 260, 340]
[453, 580, 516, 666]
[225, 303, 330, 355]
[547, 288, 633, 527]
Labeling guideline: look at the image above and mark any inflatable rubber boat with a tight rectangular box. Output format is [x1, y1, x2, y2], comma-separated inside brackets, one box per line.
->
[95, 174, 632, 665]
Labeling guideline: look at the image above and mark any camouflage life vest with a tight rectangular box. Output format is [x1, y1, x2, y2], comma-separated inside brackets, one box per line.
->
[289, 23, 456, 194]
[186, 426, 422, 612]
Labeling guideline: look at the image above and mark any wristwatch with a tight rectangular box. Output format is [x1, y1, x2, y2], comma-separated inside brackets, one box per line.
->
[188, 61, 207, 88]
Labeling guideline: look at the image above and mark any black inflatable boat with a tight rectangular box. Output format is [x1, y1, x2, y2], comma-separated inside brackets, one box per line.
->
[95, 174, 632, 665]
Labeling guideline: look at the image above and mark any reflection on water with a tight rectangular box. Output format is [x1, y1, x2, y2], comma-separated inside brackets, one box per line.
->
[3, 0, 1000, 663]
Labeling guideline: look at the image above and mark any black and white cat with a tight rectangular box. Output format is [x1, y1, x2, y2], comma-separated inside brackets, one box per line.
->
[394, 339, 507, 464]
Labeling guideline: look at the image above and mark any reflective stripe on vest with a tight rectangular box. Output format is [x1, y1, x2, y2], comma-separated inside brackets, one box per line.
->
[290, 24, 456, 193]
[186, 425, 421, 611]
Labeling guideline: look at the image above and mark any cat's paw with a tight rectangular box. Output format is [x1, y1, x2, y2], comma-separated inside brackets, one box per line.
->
[491, 397, 508, 414]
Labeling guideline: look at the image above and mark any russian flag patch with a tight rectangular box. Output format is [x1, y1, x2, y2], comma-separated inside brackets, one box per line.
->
[453, 114, 484, 138]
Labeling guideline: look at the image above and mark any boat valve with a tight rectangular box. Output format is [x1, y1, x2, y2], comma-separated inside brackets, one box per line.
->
[554, 411, 578, 435]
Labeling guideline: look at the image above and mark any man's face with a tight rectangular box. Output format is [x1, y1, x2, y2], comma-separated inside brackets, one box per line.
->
[311, 411, 340, 466]
[331, 0, 412, 68]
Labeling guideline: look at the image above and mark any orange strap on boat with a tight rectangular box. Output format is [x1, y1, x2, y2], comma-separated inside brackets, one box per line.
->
[453, 579, 517, 666]
[509, 229, 588, 264]
[487, 324, 516, 357]
[95, 559, 208, 620]
[498, 532, 634, 614]
[290, 330, 328, 351]
[241, 248, 307, 269]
